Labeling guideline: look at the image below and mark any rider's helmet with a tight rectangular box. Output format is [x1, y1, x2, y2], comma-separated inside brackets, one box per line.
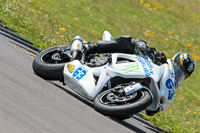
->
[171, 52, 195, 87]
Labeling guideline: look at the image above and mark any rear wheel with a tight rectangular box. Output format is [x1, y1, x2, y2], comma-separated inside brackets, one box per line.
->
[32, 45, 71, 81]
[94, 86, 152, 119]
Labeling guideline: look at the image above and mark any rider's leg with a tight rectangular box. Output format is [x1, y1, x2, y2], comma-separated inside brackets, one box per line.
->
[87, 35, 136, 54]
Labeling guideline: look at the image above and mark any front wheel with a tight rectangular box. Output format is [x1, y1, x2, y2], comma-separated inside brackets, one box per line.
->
[94, 88, 152, 119]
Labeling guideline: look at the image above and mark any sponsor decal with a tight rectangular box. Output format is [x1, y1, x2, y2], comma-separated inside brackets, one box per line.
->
[123, 62, 139, 73]
[67, 64, 75, 73]
[73, 66, 88, 81]
[165, 79, 175, 100]
[135, 56, 153, 77]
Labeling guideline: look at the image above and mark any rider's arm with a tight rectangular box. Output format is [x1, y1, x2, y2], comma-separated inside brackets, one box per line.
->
[133, 39, 167, 65]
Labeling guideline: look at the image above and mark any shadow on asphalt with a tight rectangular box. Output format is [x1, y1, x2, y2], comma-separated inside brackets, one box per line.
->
[113, 119, 161, 133]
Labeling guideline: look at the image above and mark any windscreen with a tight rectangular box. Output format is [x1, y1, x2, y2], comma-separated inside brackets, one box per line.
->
[172, 62, 185, 87]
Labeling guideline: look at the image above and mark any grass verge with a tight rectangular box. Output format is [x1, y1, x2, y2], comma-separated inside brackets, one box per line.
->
[0, 0, 200, 132]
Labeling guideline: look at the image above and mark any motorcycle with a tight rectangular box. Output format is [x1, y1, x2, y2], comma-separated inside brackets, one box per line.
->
[32, 31, 176, 119]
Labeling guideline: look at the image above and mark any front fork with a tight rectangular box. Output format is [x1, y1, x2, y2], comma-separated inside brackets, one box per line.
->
[70, 35, 89, 62]
[70, 35, 83, 61]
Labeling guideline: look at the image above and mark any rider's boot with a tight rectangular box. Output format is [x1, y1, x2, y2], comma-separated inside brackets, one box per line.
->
[102, 31, 114, 41]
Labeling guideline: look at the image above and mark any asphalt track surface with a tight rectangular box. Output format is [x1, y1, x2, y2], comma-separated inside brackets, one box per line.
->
[0, 37, 163, 133]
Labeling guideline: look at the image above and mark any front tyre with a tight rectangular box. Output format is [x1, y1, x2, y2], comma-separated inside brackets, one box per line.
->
[32, 45, 71, 81]
[94, 88, 152, 119]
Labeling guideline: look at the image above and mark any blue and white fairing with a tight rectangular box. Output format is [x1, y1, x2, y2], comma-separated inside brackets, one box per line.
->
[108, 54, 176, 111]
[107, 54, 156, 79]
[63, 53, 176, 111]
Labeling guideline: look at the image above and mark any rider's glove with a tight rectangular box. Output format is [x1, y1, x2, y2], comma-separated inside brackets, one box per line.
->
[146, 47, 167, 65]
[155, 50, 167, 64]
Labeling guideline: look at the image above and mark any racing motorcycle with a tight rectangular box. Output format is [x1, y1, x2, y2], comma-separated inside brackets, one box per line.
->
[32, 31, 176, 119]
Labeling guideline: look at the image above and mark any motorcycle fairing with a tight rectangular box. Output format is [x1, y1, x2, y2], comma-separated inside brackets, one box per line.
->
[63, 53, 176, 111]
[63, 60, 109, 100]
[110, 54, 176, 111]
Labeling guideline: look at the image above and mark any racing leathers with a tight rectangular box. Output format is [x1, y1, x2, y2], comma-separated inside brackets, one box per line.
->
[86, 35, 167, 66]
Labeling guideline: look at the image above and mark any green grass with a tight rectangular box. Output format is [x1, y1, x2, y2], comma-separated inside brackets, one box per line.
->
[0, 0, 200, 132]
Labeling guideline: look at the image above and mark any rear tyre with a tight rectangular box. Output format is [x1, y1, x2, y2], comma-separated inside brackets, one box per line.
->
[32, 45, 71, 81]
[94, 88, 152, 119]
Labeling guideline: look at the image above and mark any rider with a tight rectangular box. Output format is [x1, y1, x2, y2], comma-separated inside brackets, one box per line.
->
[85, 35, 168, 65]
[72, 35, 195, 116]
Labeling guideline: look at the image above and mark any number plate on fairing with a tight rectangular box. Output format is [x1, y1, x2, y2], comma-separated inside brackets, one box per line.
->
[63, 60, 97, 100]
[72, 66, 88, 81]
